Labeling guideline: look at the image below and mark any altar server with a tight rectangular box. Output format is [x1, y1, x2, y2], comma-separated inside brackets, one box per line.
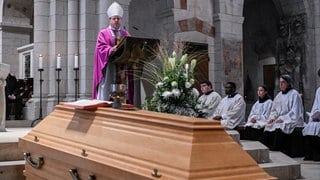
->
[212, 82, 246, 129]
[244, 85, 272, 141]
[263, 74, 304, 153]
[303, 68, 320, 161]
[197, 80, 221, 119]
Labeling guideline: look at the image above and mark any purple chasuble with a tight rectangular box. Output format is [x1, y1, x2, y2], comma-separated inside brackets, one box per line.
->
[92, 27, 130, 100]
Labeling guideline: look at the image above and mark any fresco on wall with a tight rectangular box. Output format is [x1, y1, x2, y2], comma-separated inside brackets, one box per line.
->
[223, 38, 243, 84]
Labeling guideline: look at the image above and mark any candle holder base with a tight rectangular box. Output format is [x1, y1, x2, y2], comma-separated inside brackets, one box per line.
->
[112, 98, 122, 109]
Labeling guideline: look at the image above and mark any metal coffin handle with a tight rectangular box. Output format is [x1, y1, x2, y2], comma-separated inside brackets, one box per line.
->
[70, 168, 96, 180]
[24, 152, 44, 169]
[69, 169, 80, 180]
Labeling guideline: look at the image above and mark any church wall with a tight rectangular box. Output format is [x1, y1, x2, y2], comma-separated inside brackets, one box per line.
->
[0, 0, 33, 76]
[276, 0, 316, 112]
[129, 0, 161, 39]
[7, 0, 320, 121]
[280, 0, 307, 16]
[2, 31, 30, 77]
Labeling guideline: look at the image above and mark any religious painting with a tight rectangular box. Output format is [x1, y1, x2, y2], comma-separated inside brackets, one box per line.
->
[222, 38, 243, 83]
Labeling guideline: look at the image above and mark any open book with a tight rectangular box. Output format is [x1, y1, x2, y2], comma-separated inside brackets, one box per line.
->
[62, 99, 134, 110]
[62, 99, 112, 109]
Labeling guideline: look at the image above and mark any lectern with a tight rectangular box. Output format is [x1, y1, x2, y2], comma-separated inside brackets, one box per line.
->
[107, 36, 159, 106]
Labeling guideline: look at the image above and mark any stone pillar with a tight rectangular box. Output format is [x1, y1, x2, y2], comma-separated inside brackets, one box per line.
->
[66, 0, 79, 101]
[0, 63, 10, 132]
[46, 0, 67, 112]
[213, 0, 244, 94]
[25, 0, 50, 120]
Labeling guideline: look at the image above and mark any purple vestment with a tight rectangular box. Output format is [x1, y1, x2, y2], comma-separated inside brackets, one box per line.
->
[92, 27, 130, 99]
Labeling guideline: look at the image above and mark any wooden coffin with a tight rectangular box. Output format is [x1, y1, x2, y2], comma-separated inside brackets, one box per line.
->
[19, 105, 275, 179]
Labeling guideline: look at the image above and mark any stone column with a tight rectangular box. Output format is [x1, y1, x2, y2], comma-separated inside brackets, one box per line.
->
[0, 63, 10, 132]
[24, 0, 50, 120]
[213, 0, 244, 94]
[66, 0, 79, 101]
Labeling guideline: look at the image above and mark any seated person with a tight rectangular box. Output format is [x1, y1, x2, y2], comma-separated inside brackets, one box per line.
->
[243, 85, 272, 141]
[303, 112, 320, 161]
[212, 82, 246, 129]
[303, 68, 320, 161]
[197, 80, 221, 119]
[262, 74, 304, 154]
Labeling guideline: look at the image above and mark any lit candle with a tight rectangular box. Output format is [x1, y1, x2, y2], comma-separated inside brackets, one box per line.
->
[74, 54, 79, 68]
[185, 63, 189, 70]
[39, 54, 43, 69]
[185, 63, 189, 79]
[57, 54, 61, 69]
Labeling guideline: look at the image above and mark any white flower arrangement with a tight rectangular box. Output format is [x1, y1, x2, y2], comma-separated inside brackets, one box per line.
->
[141, 45, 200, 117]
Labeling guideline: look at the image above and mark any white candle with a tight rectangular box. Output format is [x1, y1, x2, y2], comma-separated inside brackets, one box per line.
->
[74, 54, 79, 68]
[185, 63, 189, 70]
[57, 54, 61, 69]
[185, 63, 189, 79]
[39, 54, 43, 69]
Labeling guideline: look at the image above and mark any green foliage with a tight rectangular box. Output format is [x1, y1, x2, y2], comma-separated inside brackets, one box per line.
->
[141, 46, 200, 117]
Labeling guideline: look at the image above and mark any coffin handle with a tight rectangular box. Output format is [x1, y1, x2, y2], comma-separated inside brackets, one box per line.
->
[151, 169, 162, 178]
[24, 152, 44, 169]
[69, 168, 81, 180]
[88, 174, 96, 180]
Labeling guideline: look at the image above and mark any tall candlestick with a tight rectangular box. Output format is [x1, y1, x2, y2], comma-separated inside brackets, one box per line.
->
[39, 54, 43, 69]
[57, 54, 61, 69]
[74, 54, 79, 68]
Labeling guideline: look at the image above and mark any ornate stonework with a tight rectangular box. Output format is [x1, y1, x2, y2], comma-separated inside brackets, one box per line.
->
[276, 14, 306, 92]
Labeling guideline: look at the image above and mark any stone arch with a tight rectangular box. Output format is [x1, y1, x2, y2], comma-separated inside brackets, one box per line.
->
[174, 1, 214, 43]
[172, 1, 214, 91]
[243, 0, 311, 105]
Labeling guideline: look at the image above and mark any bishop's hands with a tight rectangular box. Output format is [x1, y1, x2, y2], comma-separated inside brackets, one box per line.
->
[112, 45, 118, 52]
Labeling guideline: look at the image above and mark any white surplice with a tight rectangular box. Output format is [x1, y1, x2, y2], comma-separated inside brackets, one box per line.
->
[264, 89, 304, 134]
[245, 99, 273, 129]
[303, 87, 320, 137]
[213, 93, 246, 129]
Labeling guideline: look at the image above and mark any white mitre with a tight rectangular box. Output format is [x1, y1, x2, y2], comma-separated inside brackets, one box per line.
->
[107, 2, 123, 18]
